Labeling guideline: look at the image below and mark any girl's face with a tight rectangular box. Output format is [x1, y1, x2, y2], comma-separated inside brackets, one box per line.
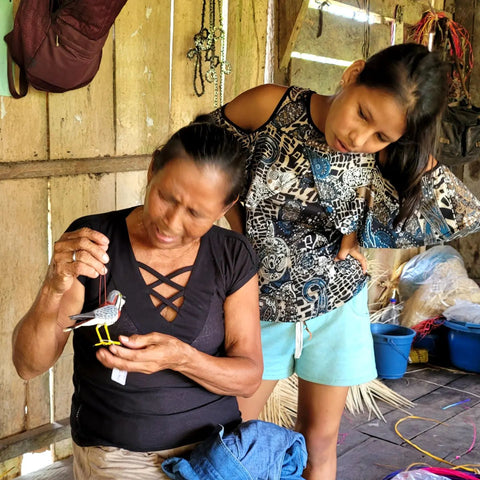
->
[325, 83, 407, 155]
[143, 157, 231, 250]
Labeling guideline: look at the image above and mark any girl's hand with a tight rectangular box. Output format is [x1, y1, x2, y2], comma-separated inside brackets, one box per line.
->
[46, 227, 110, 295]
[335, 232, 367, 274]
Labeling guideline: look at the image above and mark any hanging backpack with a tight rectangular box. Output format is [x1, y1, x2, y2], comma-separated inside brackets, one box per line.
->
[4, 0, 128, 98]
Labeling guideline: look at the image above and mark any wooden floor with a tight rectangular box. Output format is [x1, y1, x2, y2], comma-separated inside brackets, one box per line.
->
[17, 366, 480, 480]
[337, 366, 480, 479]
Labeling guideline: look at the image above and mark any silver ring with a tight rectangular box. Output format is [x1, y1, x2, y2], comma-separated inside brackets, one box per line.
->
[72, 250, 77, 262]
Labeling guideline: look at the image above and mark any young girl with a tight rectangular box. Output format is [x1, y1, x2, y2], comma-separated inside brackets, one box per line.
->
[205, 43, 480, 479]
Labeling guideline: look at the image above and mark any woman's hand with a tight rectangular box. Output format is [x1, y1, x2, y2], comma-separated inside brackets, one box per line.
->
[46, 227, 110, 295]
[12, 226, 109, 380]
[335, 232, 367, 274]
[97, 276, 263, 398]
[96, 333, 185, 374]
[12, 227, 108, 380]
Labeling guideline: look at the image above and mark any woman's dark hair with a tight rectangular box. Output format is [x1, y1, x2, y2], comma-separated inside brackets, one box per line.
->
[356, 43, 449, 226]
[151, 122, 246, 205]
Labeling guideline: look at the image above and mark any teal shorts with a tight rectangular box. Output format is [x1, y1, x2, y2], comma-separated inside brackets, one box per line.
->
[260, 286, 377, 386]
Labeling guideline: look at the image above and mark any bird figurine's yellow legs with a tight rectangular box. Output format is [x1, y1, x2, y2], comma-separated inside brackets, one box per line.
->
[95, 324, 121, 346]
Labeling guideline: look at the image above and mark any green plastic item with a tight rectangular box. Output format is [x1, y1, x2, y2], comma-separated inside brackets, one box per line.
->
[0, 0, 14, 97]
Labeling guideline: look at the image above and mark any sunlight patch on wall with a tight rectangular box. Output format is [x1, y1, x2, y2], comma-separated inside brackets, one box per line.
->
[308, 0, 394, 25]
[291, 52, 352, 67]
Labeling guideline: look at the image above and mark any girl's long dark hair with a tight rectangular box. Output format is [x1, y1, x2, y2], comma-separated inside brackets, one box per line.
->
[357, 43, 449, 226]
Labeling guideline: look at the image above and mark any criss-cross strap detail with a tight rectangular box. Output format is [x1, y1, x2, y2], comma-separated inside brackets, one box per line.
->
[137, 262, 193, 318]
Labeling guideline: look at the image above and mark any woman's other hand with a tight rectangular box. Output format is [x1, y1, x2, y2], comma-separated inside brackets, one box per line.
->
[97, 276, 263, 398]
[96, 333, 185, 374]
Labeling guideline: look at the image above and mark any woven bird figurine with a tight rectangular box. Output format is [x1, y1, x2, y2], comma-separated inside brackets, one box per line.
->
[65, 290, 126, 346]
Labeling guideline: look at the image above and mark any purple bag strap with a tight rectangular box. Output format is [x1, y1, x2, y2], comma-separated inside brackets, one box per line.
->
[6, 45, 28, 98]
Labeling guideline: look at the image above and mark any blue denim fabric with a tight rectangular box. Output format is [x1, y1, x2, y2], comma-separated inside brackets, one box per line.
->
[162, 420, 307, 480]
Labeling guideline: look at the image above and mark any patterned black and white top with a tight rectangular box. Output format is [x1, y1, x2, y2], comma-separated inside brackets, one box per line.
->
[210, 86, 480, 323]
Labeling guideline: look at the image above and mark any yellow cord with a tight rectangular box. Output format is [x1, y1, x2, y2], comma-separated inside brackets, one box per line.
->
[395, 415, 480, 474]
[0, 467, 15, 479]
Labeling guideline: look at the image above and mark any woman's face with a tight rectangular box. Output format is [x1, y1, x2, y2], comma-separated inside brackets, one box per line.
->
[143, 157, 231, 250]
[324, 84, 407, 155]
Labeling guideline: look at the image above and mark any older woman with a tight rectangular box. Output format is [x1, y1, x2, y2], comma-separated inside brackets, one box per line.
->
[12, 122, 264, 479]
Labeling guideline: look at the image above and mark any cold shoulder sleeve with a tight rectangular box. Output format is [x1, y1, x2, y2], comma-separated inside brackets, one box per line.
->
[358, 164, 480, 248]
[206, 107, 259, 204]
[308, 149, 480, 248]
[207, 107, 255, 153]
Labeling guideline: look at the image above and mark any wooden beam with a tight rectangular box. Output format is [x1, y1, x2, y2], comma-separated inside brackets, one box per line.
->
[0, 155, 151, 181]
[278, 0, 309, 70]
[0, 419, 70, 462]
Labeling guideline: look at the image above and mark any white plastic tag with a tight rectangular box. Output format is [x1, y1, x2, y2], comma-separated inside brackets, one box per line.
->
[111, 368, 128, 385]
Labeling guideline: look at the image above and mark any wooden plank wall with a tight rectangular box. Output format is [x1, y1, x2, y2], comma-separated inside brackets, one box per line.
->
[0, 0, 268, 476]
[447, 0, 480, 283]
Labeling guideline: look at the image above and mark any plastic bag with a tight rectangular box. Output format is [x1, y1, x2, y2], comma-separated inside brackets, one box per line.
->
[443, 299, 480, 324]
[398, 247, 480, 328]
[398, 246, 464, 300]
[392, 471, 450, 480]
[386, 468, 480, 480]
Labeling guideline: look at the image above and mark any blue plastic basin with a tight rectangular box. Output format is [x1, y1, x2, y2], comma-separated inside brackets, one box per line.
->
[444, 320, 480, 373]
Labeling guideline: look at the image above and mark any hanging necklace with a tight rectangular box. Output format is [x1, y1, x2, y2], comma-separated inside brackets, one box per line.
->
[187, 0, 231, 107]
